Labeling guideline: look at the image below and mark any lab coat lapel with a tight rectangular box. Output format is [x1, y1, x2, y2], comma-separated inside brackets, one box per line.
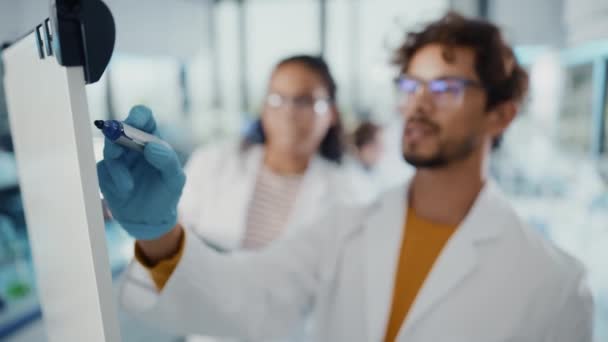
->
[365, 184, 409, 342]
[399, 182, 506, 338]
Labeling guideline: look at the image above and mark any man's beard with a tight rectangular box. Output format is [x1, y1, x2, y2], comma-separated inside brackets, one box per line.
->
[403, 135, 477, 168]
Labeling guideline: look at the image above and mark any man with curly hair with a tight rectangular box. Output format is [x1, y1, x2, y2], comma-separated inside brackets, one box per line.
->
[103, 12, 594, 342]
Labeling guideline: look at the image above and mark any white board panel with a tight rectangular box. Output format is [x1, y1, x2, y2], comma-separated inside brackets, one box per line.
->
[2, 32, 120, 341]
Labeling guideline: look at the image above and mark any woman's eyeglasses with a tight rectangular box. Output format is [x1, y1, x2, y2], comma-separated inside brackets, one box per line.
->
[265, 93, 332, 116]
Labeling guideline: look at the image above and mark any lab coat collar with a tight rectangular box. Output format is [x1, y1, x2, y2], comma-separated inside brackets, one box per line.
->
[365, 180, 509, 341]
[364, 185, 408, 342]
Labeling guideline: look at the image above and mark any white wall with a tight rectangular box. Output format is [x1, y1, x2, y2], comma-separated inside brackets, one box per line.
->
[490, 0, 565, 47]
[0, 1, 33, 44]
[449, 0, 480, 17]
[104, 0, 209, 58]
[0, 0, 46, 44]
[0, 1, 18, 44]
[246, 0, 320, 112]
[489, 0, 608, 47]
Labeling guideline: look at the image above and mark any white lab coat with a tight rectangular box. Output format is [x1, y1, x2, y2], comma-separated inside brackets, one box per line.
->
[120, 180, 594, 342]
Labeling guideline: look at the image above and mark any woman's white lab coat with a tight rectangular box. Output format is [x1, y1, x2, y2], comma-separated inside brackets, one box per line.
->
[178, 142, 364, 251]
[120, 180, 594, 342]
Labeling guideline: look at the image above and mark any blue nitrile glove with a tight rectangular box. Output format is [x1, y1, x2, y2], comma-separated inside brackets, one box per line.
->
[96, 106, 186, 240]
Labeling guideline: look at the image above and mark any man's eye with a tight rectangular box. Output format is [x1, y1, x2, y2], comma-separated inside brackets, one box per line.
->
[431, 81, 461, 93]
[400, 80, 419, 92]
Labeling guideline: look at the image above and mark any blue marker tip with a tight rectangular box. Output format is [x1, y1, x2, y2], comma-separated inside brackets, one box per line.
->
[93, 120, 123, 141]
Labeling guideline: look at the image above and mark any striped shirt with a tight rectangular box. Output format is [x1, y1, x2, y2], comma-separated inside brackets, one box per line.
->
[241, 165, 303, 250]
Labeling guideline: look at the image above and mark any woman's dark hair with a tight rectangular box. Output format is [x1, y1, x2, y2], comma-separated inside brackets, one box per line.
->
[392, 12, 529, 148]
[242, 55, 344, 163]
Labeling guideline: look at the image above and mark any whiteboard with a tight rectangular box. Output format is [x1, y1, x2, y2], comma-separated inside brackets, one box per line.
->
[2, 32, 120, 341]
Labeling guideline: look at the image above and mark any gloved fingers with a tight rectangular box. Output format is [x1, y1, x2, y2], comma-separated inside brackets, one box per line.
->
[97, 159, 134, 200]
[103, 136, 143, 169]
[121, 148, 142, 168]
[143, 142, 185, 189]
[103, 137, 126, 160]
[124, 105, 159, 136]
[97, 161, 124, 201]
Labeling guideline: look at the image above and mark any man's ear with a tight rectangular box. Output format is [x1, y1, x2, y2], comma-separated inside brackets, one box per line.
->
[487, 101, 518, 138]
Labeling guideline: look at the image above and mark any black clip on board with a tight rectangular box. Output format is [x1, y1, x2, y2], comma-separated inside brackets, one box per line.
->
[5, 0, 116, 85]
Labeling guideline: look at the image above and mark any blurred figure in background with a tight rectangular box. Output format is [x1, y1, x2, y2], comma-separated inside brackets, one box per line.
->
[352, 121, 384, 171]
[344, 120, 387, 203]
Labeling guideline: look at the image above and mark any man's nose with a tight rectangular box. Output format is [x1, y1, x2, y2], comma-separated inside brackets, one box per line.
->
[400, 90, 433, 119]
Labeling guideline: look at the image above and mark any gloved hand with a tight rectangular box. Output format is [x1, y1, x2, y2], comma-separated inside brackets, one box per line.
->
[97, 105, 186, 240]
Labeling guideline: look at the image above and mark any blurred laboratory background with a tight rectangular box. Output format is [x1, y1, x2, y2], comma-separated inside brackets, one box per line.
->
[0, 0, 607, 341]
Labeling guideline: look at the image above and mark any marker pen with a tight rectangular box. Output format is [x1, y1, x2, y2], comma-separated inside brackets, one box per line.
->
[94, 120, 170, 152]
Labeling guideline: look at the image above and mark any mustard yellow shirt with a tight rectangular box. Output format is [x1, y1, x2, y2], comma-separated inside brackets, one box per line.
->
[384, 209, 457, 342]
[137, 208, 458, 337]
[134, 233, 185, 291]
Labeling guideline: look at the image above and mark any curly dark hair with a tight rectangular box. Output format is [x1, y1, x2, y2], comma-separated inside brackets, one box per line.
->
[392, 11, 529, 148]
[243, 55, 344, 163]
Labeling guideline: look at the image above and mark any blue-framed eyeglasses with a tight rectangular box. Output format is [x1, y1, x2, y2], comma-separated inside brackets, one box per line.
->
[395, 75, 485, 109]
